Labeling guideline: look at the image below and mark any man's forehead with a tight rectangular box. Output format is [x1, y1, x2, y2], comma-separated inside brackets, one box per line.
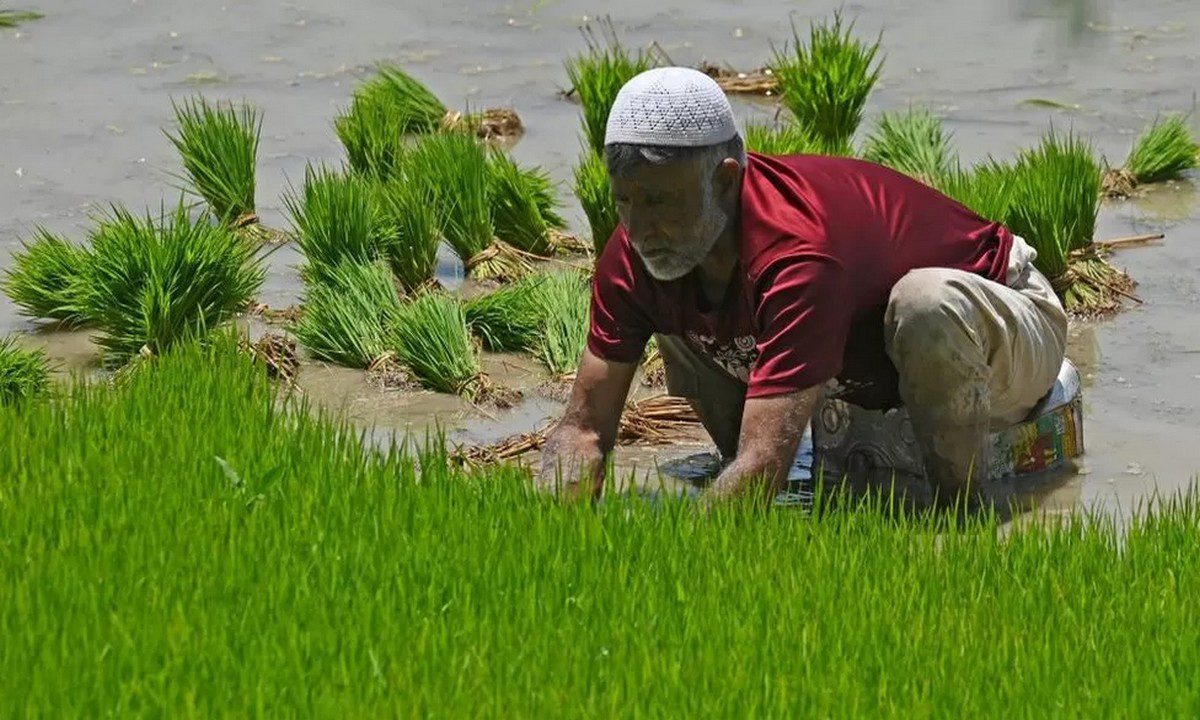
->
[612, 157, 703, 190]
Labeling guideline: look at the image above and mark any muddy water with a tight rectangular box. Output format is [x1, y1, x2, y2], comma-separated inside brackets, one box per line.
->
[2, 0, 1198, 510]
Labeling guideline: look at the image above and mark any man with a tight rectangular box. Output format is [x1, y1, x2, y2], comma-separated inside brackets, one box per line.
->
[540, 67, 1067, 505]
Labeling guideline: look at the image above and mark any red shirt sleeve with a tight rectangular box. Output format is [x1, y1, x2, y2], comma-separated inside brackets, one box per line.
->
[747, 255, 852, 398]
[586, 229, 654, 363]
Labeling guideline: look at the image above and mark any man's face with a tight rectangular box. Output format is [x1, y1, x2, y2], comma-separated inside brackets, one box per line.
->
[610, 157, 732, 281]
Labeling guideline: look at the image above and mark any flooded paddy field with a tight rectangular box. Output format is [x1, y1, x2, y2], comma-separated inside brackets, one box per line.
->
[2, 0, 1198, 512]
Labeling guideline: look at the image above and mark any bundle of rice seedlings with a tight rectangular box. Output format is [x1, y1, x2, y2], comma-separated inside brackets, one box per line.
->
[769, 12, 882, 149]
[165, 97, 261, 226]
[463, 274, 548, 352]
[861, 108, 957, 186]
[406, 131, 528, 279]
[535, 270, 591, 375]
[1006, 131, 1132, 314]
[0, 8, 41, 27]
[292, 260, 402, 368]
[565, 21, 654, 155]
[375, 178, 441, 292]
[1, 228, 92, 326]
[573, 147, 619, 256]
[334, 92, 410, 180]
[485, 151, 552, 256]
[79, 203, 266, 363]
[388, 291, 481, 397]
[283, 165, 382, 283]
[0, 337, 50, 405]
[939, 159, 1017, 224]
[742, 121, 851, 157]
[1104, 115, 1200, 197]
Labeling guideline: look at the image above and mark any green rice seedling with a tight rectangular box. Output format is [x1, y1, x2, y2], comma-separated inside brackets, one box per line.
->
[862, 108, 957, 186]
[375, 179, 441, 293]
[0, 337, 49, 405]
[742, 121, 852, 156]
[78, 203, 266, 363]
[463, 274, 548, 352]
[939, 159, 1018, 224]
[769, 12, 883, 149]
[165, 96, 261, 224]
[292, 260, 402, 368]
[334, 64, 447, 179]
[535, 270, 591, 375]
[486, 150, 552, 256]
[8, 332, 1200, 715]
[406, 131, 492, 259]
[1, 228, 92, 325]
[522, 165, 568, 232]
[565, 21, 653, 155]
[284, 165, 382, 283]
[0, 8, 41, 26]
[1106, 115, 1200, 195]
[389, 291, 481, 396]
[574, 147, 619, 255]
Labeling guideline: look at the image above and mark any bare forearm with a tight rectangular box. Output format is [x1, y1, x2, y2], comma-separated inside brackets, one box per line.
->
[539, 419, 608, 498]
[706, 453, 786, 502]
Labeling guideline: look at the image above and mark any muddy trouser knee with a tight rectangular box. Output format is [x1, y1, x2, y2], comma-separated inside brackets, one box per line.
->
[655, 334, 746, 460]
[883, 236, 1068, 497]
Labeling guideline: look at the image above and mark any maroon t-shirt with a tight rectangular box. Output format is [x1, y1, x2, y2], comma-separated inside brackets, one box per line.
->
[587, 153, 1013, 408]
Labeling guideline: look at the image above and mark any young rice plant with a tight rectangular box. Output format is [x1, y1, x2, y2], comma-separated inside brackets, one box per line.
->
[284, 165, 382, 283]
[574, 147, 619, 256]
[292, 260, 402, 368]
[334, 64, 447, 178]
[79, 203, 265, 364]
[463, 274, 548, 352]
[565, 23, 653, 155]
[1, 228, 92, 326]
[535, 270, 591, 375]
[0, 337, 50, 405]
[862, 108, 957, 186]
[388, 291, 481, 397]
[375, 179, 442, 293]
[486, 150, 553, 256]
[5, 335, 1200, 715]
[0, 7, 41, 27]
[1121, 115, 1199, 186]
[770, 12, 883, 149]
[165, 96, 261, 225]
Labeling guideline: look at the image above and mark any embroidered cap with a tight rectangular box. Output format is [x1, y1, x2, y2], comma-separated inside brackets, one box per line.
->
[604, 66, 738, 148]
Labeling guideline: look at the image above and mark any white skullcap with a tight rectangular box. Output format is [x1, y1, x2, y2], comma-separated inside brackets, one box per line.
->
[604, 67, 738, 147]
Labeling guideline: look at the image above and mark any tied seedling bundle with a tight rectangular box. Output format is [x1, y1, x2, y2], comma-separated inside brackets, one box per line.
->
[284, 165, 383, 284]
[2, 228, 92, 326]
[770, 11, 882, 151]
[743, 121, 851, 157]
[565, 19, 654, 156]
[335, 64, 523, 179]
[165, 97, 275, 239]
[574, 147, 619, 255]
[463, 274, 549, 353]
[862, 108, 958, 187]
[0, 337, 50, 406]
[485, 150, 568, 257]
[292, 260, 402, 369]
[535, 270, 592, 377]
[78, 203, 266, 364]
[1103, 115, 1199, 198]
[388, 291, 485, 399]
[375, 178, 442, 293]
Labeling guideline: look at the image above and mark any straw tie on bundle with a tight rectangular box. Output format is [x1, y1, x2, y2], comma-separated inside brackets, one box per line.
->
[441, 108, 525, 143]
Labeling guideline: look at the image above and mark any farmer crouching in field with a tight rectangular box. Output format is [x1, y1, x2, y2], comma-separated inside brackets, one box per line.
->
[540, 67, 1067, 505]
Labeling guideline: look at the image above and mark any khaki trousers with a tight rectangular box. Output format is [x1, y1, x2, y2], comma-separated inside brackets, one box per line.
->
[656, 237, 1068, 494]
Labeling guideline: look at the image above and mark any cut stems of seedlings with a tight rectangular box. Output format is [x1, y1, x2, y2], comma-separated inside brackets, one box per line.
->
[535, 270, 591, 375]
[574, 147, 619, 256]
[463, 274, 548, 352]
[565, 19, 654, 155]
[284, 165, 382, 284]
[1, 228, 93, 326]
[861, 108, 957, 186]
[165, 97, 261, 225]
[292, 261, 403, 369]
[375, 179, 441, 293]
[1105, 115, 1200, 197]
[79, 203, 266, 365]
[0, 337, 50, 405]
[388, 291, 481, 397]
[769, 11, 882, 149]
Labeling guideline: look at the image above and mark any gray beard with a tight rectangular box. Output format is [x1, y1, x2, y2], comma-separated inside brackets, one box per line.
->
[642, 194, 730, 281]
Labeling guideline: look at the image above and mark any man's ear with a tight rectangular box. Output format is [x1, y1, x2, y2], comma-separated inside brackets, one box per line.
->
[714, 157, 742, 194]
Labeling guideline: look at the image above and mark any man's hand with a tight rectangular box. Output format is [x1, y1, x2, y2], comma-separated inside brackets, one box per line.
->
[704, 385, 822, 504]
[538, 349, 637, 500]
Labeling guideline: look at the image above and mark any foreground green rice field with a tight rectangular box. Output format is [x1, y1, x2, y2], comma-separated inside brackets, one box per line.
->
[1, 339, 1198, 716]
